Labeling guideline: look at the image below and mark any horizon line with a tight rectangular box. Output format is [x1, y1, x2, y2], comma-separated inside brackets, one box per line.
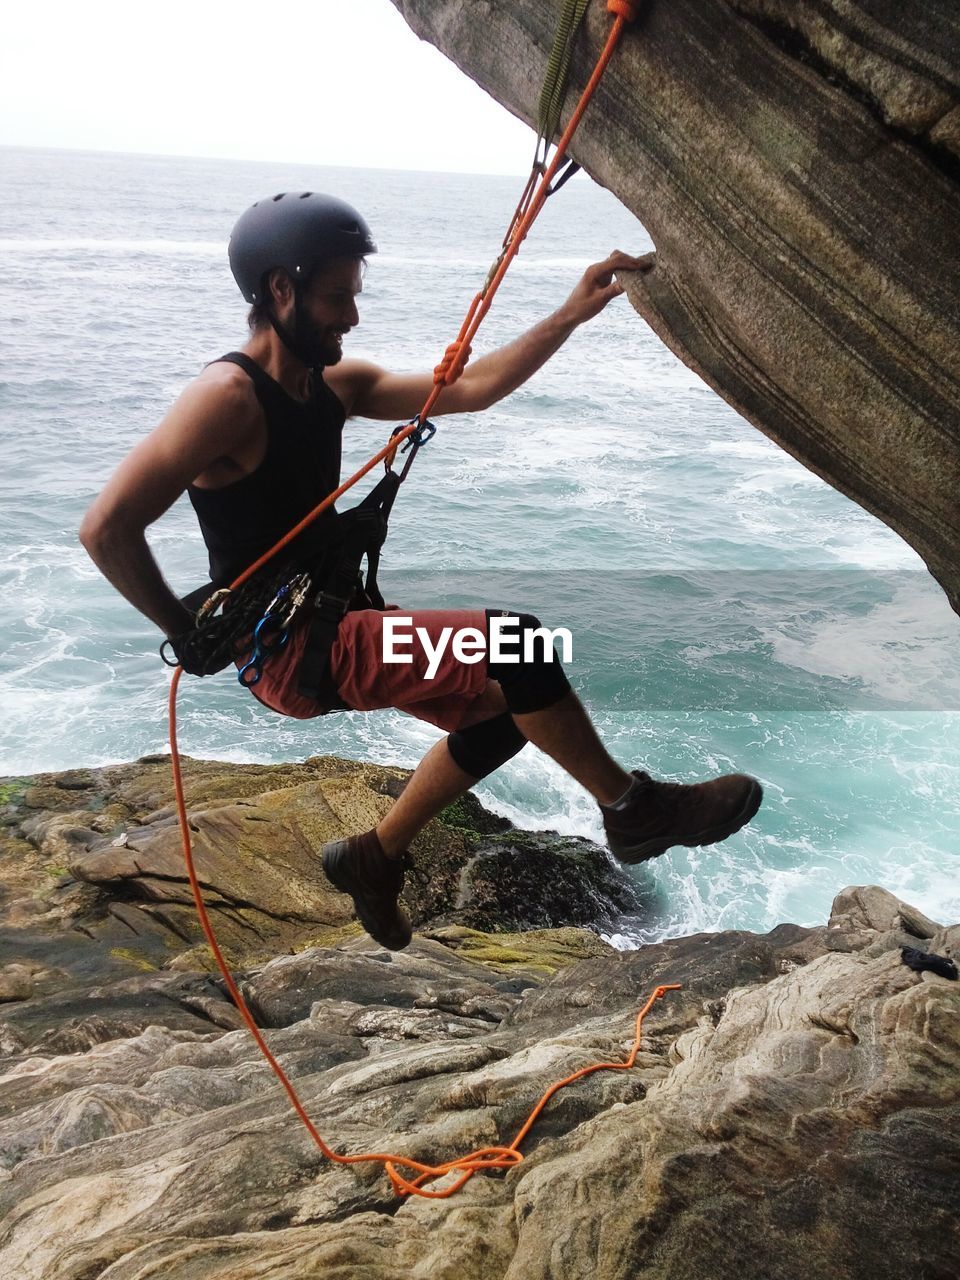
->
[0, 140, 557, 183]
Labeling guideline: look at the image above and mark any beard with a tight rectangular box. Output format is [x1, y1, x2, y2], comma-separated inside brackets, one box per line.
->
[294, 313, 342, 368]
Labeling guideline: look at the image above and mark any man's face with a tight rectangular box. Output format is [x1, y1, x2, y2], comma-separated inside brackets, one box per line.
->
[295, 257, 363, 367]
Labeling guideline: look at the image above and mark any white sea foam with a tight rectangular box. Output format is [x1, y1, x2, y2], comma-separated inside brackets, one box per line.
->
[704, 437, 782, 461]
[820, 523, 923, 570]
[758, 578, 960, 707]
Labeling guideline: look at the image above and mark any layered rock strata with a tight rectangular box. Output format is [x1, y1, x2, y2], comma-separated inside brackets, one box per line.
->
[0, 887, 956, 1278]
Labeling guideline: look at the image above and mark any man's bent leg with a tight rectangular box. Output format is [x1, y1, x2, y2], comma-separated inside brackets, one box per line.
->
[511, 690, 631, 806]
[378, 683, 530, 851]
[325, 702, 527, 948]
[321, 612, 519, 949]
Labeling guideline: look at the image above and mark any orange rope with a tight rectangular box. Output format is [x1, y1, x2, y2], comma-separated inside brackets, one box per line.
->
[167, 1, 653, 1200]
[420, 9, 632, 415]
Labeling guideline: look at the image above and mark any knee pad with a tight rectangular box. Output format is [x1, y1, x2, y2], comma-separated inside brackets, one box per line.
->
[447, 711, 527, 780]
[485, 609, 571, 715]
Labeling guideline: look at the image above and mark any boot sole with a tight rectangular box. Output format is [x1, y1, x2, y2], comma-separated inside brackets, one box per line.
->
[612, 779, 764, 865]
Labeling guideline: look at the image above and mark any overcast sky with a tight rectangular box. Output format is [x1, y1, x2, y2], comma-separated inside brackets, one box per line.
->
[1, 0, 539, 174]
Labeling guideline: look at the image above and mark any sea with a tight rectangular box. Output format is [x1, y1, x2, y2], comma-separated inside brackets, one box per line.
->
[2, 145, 959, 946]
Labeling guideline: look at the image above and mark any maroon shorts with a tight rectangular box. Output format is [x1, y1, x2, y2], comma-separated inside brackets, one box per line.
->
[240, 607, 493, 733]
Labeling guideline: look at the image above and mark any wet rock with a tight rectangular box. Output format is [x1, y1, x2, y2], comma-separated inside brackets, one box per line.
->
[456, 832, 642, 933]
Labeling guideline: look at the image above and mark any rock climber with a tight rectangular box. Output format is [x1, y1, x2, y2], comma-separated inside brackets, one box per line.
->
[79, 192, 762, 951]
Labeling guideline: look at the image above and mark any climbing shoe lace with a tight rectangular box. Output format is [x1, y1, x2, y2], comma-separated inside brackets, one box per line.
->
[602, 770, 762, 864]
[321, 828, 413, 951]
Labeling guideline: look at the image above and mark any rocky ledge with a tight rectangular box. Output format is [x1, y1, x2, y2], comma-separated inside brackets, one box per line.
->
[0, 757, 957, 1278]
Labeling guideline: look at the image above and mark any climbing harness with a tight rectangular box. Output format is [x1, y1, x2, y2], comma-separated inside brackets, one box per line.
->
[167, 0, 664, 1200]
[163, 417, 429, 691]
[295, 465, 403, 704]
[164, 464, 408, 694]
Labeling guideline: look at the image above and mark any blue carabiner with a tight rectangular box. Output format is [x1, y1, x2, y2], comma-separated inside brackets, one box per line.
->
[237, 614, 290, 687]
[400, 417, 437, 452]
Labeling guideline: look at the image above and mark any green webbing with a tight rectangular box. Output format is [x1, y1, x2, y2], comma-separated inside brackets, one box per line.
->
[537, 0, 592, 146]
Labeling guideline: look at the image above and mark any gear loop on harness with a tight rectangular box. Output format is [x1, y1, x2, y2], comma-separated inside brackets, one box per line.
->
[159, 637, 181, 669]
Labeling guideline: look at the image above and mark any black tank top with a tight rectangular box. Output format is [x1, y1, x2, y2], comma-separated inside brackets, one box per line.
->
[187, 352, 346, 585]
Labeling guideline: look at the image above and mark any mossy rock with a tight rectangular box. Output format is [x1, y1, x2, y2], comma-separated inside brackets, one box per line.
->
[0, 778, 30, 809]
[436, 791, 513, 841]
[455, 833, 643, 934]
[108, 947, 159, 973]
[292, 920, 365, 951]
[424, 924, 614, 976]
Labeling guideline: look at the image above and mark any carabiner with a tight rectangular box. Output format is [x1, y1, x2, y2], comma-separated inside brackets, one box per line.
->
[237, 614, 290, 687]
[400, 417, 437, 452]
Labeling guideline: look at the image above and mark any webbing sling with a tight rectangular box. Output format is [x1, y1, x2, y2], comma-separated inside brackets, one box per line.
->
[296, 469, 400, 704]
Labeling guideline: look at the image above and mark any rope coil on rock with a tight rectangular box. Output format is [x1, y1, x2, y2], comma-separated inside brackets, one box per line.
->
[168, 0, 654, 1200]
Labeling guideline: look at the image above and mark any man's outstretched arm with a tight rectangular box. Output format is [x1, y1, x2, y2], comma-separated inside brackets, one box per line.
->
[333, 251, 653, 421]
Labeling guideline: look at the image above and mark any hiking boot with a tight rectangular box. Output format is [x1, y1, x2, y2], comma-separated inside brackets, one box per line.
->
[321, 828, 413, 951]
[602, 770, 762, 864]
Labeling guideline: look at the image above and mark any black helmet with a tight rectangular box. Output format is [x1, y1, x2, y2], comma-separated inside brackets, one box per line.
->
[228, 192, 377, 304]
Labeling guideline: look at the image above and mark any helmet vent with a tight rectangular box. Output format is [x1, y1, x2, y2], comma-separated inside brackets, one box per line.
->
[272, 193, 284, 202]
[300, 192, 312, 198]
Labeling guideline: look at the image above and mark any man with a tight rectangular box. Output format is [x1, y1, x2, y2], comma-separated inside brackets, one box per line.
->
[80, 192, 762, 951]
